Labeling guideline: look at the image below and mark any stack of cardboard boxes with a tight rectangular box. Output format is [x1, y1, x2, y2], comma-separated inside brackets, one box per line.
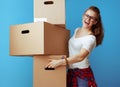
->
[10, 0, 70, 87]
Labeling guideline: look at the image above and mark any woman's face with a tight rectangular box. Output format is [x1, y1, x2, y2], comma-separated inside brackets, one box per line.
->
[82, 9, 98, 28]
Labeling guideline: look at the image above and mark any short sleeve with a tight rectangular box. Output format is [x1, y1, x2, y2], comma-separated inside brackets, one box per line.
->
[82, 36, 96, 52]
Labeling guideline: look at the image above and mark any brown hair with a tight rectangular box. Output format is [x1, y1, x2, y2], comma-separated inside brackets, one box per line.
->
[85, 6, 104, 46]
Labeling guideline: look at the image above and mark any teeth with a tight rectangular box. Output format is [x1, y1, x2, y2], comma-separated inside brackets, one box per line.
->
[85, 21, 89, 25]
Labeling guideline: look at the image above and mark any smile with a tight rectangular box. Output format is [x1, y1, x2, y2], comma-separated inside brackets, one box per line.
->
[84, 21, 90, 25]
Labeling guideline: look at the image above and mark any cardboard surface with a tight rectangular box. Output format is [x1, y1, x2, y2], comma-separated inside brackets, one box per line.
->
[10, 22, 70, 56]
[33, 55, 66, 87]
[34, 0, 65, 24]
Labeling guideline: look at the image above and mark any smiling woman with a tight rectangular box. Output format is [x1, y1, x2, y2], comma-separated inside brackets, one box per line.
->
[82, 6, 104, 46]
[45, 6, 104, 87]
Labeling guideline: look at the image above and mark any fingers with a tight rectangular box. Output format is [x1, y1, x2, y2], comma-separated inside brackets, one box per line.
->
[45, 59, 52, 67]
[45, 60, 56, 68]
[45, 59, 61, 68]
[45, 62, 54, 68]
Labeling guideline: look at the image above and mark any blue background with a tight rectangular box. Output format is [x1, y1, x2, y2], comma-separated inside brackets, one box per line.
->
[0, 0, 120, 87]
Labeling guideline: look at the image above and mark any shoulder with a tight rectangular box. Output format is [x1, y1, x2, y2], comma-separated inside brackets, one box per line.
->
[90, 35, 96, 41]
[87, 35, 96, 41]
[74, 27, 81, 32]
[84, 35, 96, 46]
[73, 27, 81, 35]
[82, 35, 96, 52]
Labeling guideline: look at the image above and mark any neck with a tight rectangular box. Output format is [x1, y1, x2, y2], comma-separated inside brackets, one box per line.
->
[81, 27, 93, 35]
[81, 27, 91, 31]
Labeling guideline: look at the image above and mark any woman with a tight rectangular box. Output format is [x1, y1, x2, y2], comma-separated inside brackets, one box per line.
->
[46, 6, 104, 87]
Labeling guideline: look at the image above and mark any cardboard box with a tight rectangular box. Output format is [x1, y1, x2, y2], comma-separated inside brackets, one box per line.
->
[34, 0, 65, 24]
[10, 22, 70, 56]
[33, 55, 66, 87]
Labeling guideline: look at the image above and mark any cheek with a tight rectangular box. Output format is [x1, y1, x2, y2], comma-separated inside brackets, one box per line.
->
[82, 18, 86, 24]
[82, 19, 86, 26]
[89, 23, 94, 27]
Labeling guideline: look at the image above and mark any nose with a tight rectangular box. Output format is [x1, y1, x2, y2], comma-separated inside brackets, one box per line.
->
[86, 18, 90, 23]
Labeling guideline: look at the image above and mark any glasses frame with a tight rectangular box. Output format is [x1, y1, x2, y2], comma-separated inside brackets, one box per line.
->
[84, 14, 97, 22]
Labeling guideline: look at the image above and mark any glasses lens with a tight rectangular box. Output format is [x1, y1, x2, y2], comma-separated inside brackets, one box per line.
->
[84, 14, 97, 22]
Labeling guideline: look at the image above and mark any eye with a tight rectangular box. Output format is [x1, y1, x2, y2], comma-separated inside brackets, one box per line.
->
[84, 14, 97, 22]
[85, 14, 88, 17]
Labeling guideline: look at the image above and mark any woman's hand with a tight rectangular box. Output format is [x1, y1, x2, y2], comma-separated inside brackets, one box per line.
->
[45, 59, 63, 68]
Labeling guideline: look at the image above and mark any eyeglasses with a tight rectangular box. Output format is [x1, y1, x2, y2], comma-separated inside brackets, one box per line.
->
[84, 14, 97, 22]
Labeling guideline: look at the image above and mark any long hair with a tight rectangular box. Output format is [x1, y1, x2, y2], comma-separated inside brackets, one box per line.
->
[85, 6, 104, 46]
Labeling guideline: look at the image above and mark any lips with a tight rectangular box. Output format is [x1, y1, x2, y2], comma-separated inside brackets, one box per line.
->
[84, 21, 90, 25]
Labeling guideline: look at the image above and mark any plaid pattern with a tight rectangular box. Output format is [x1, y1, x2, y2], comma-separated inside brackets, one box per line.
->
[67, 67, 97, 87]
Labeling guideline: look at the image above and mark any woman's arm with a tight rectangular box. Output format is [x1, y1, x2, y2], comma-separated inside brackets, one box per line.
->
[67, 48, 89, 64]
[45, 48, 89, 68]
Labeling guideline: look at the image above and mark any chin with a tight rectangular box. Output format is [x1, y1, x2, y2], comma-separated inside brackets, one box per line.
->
[83, 25, 91, 29]
[83, 24, 89, 28]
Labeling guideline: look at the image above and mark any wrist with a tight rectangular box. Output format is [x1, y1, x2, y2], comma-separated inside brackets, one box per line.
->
[61, 56, 69, 67]
[59, 58, 65, 66]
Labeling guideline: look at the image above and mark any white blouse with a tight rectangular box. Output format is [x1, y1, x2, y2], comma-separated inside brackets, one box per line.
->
[68, 28, 96, 69]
